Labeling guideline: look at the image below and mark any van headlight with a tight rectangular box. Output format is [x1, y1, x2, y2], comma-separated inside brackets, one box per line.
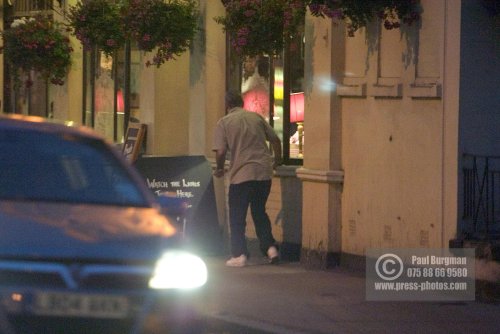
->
[149, 250, 208, 290]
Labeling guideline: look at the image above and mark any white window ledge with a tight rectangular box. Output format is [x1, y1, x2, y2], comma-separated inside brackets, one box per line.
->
[370, 83, 402, 98]
[408, 83, 442, 98]
[337, 84, 366, 97]
[296, 168, 344, 184]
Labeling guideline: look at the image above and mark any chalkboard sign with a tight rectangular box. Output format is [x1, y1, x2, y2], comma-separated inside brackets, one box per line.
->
[135, 155, 223, 255]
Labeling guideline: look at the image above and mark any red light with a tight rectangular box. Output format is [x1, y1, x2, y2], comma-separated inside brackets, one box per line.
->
[116, 90, 124, 113]
[243, 89, 269, 116]
[290, 92, 304, 123]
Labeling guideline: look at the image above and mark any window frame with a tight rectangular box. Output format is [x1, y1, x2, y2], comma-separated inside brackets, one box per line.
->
[226, 42, 304, 166]
[82, 45, 132, 143]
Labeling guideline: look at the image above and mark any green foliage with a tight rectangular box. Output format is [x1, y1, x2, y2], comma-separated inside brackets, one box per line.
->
[68, 0, 198, 66]
[214, 0, 422, 56]
[308, 0, 421, 36]
[0, 16, 73, 86]
[214, 0, 306, 57]
[68, 0, 126, 57]
[124, 0, 198, 67]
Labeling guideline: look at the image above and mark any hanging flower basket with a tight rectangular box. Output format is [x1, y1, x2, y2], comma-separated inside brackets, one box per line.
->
[307, 0, 421, 36]
[215, 0, 306, 57]
[68, 0, 126, 57]
[68, 0, 198, 67]
[215, 0, 421, 53]
[124, 0, 198, 67]
[0, 16, 73, 86]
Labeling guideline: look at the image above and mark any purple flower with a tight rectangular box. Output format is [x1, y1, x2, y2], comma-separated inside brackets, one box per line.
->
[291, 1, 303, 9]
[324, 8, 342, 19]
[309, 4, 321, 15]
[237, 37, 247, 46]
[244, 9, 255, 17]
[237, 27, 250, 36]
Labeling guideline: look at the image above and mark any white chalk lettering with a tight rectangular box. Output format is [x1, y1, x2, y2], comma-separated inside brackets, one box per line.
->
[146, 178, 169, 189]
[176, 190, 193, 198]
[182, 179, 200, 187]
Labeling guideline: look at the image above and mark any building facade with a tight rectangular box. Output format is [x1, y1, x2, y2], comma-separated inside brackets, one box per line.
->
[1, 0, 499, 268]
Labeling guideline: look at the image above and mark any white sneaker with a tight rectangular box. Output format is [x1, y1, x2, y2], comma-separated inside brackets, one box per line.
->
[225, 254, 247, 267]
[267, 246, 279, 264]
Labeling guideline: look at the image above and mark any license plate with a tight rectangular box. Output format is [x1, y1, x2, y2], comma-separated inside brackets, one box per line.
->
[33, 292, 129, 319]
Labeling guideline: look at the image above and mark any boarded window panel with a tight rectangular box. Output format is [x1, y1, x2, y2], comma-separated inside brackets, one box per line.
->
[379, 28, 404, 79]
[417, 0, 443, 79]
[345, 28, 369, 78]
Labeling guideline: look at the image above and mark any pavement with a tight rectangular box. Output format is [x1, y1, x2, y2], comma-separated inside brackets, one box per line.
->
[200, 255, 500, 334]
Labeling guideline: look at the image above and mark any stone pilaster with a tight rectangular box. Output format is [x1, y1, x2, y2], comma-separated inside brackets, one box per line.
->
[299, 13, 345, 269]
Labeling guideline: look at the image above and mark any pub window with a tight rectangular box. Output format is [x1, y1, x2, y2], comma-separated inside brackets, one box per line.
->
[227, 31, 305, 165]
[83, 44, 142, 144]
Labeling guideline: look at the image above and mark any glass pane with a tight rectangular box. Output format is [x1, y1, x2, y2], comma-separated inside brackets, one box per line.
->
[116, 45, 142, 144]
[273, 55, 284, 144]
[115, 49, 126, 143]
[241, 56, 271, 120]
[29, 72, 47, 117]
[289, 32, 305, 159]
[83, 46, 138, 144]
[226, 28, 305, 164]
[129, 47, 142, 126]
[94, 52, 115, 142]
[84, 50, 93, 127]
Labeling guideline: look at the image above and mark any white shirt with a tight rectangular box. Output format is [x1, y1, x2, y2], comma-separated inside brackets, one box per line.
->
[213, 107, 279, 184]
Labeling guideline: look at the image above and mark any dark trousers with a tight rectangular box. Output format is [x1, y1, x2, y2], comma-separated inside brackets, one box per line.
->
[228, 180, 276, 257]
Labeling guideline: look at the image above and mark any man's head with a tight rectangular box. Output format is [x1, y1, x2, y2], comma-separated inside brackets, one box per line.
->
[225, 91, 244, 110]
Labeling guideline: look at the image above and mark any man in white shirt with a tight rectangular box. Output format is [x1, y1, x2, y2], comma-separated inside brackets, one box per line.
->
[213, 91, 282, 267]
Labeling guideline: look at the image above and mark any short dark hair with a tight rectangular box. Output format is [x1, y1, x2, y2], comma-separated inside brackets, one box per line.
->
[225, 91, 244, 109]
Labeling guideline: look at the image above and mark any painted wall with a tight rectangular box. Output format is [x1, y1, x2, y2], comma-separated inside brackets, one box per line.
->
[299, 13, 344, 268]
[199, 0, 228, 237]
[137, 52, 190, 156]
[132, 0, 226, 160]
[202, 0, 227, 159]
[339, 0, 462, 257]
[292, 0, 460, 263]
[52, 0, 82, 124]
